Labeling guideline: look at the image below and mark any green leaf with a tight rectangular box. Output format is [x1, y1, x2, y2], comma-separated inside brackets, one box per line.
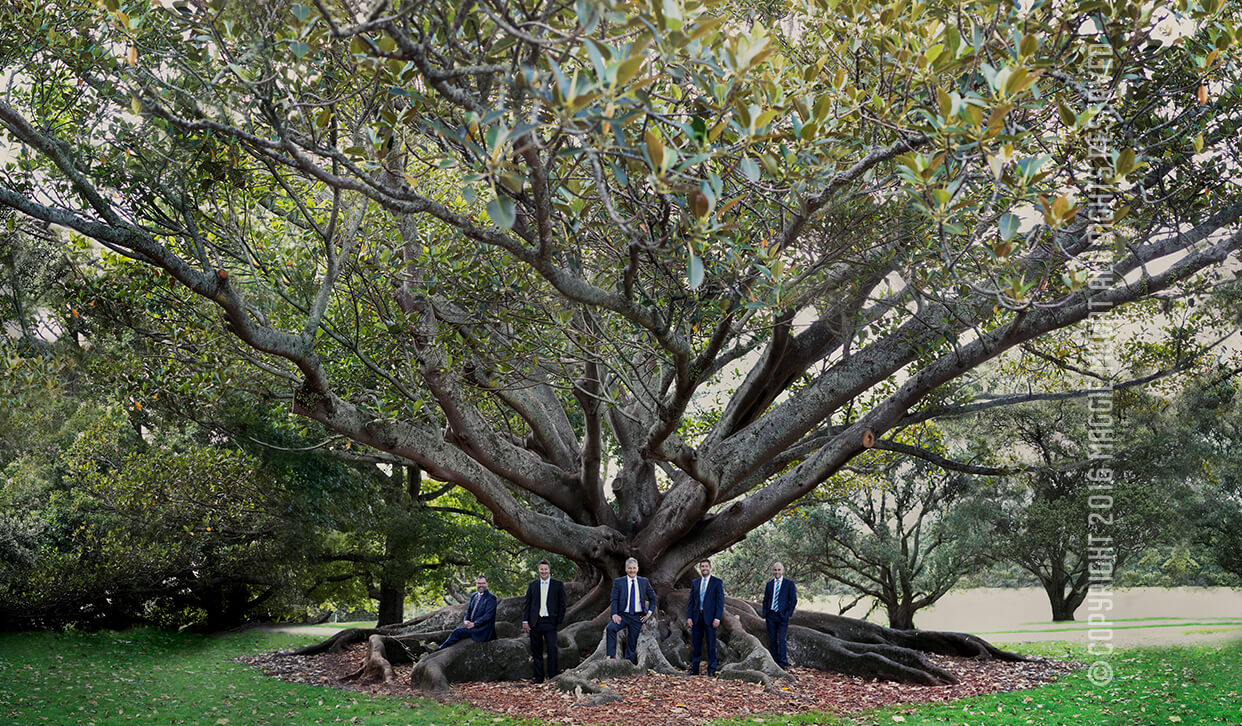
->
[739, 157, 760, 182]
[936, 88, 952, 118]
[662, 0, 684, 31]
[1020, 33, 1038, 58]
[290, 4, 312, 23]
[1057, 100, 1076, 127]
[615, 55, 645, 87]
[486, 196, 516, 229]
[1115, 148, 1136, 176]
[498, 172, 525, 194]
[999, 213, 1020, 242]
[687, 253, 704, 289]
[758, 153, 780, 177]
[645, 128, 665, 170]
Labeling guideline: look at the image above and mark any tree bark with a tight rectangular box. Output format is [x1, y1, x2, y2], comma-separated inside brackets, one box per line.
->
[376, 580, 405, 627]
[1044, 582, 1088, 622]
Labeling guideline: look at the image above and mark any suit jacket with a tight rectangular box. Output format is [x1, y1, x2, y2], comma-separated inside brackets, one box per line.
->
[685, 575, 725, 623]
[762, 578, 797, 620]
[610, 575, 657, 617]
[462, 590, 498, 641]
[521, 577, 567, 626]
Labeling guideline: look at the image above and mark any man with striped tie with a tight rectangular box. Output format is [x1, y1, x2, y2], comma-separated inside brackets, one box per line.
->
[438, 575, 498, 648]
[606, 557, 657, 664]
[761, 561, 797, 669]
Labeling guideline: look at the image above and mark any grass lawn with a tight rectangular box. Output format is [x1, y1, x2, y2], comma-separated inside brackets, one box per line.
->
[1, 629, 1239, 725]
[840, 640, 1242, 726]
[0, 628, 531, 726]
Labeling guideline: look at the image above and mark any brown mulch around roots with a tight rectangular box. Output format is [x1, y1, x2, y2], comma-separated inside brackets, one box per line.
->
[240, 646, 1079, 725]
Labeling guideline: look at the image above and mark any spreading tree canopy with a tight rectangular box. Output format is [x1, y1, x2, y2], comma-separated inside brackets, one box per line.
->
[1, 0, 1240, 602]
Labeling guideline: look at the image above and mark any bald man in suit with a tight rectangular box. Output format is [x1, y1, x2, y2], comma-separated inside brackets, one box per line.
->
[762, 562, 796, 668]
[606, 557, 657, 664]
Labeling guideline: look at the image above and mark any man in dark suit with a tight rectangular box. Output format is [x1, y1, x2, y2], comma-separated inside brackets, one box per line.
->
[439, 575, 498, 648]
[761, 561, 796, 668]
[606, 557, 657, 664]
[521, 559, 567, 683]
[684, 557, 725, 676]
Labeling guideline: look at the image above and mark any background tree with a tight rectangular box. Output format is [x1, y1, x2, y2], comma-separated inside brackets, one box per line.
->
[793, 444, 999, 630]
[718, 427, 1000, 630]
[981, 395, 1194, 621]
[1175, 374, 1242, 585]
[2, 223, 556, 628]
[0, 387, 324, 629]
[2, 0, 1240, 688]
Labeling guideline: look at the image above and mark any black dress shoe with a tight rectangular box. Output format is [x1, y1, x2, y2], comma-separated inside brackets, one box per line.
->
[707, 670, 716, 676]
[533, 678, 544, 684]
[687, 668, 699, 675]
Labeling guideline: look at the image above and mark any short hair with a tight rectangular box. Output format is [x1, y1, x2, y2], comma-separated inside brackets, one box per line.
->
[537, 559, 551, 568]
[624, 557, 639, 568]
[475, 574, 488, 581]
[772, 562, 784, 570]
[699, 558, 711, 566]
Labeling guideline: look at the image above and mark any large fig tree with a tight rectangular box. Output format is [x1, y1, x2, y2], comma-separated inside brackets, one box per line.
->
[1, 0, 1239, 689]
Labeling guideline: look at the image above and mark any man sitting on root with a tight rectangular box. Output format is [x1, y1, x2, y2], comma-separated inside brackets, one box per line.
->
[606, 557, 657, 664]
[438, 575, 497, 649]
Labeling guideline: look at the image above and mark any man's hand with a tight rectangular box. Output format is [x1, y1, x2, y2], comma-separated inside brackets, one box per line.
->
[685, 618, 693, 628]
[464, 621, 474, 629]
[612, 614, 622, 625]
[522, 622, 530, 633]
[712, 619, 721, 628]
[641, 612, 650, 623]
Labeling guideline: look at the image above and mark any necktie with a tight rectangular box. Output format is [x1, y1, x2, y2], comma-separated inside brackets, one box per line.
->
[699, 579, 707, 610]
[468, 593, 479, 621]
[773, 580, 780, 611]
[628, 578, 637, 612]
[539, 579, 549, 618]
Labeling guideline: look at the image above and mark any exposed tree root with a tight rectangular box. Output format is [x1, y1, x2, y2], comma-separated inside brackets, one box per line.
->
[338, 632, 440, 684]
[290, 589, 1026, 697]
[411, 638, 534, 692]
[788, 611, 1029, 662]
[290, 627, 377, 656]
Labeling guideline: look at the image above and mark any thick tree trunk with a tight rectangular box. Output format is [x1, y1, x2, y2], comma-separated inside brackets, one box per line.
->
[1042, 579, 1088, 622]
[201, 582, 249, 631]
[376, 580, 405, 627]
[887, 600, 916, 630]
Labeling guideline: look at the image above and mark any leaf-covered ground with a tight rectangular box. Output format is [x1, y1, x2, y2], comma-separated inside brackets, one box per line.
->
[242, 644, 1076, 725]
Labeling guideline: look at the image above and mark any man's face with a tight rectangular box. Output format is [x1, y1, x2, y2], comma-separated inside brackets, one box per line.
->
[538, 563, 550, 580]
[476, 577, 488, 592]
[626, 561, 639, 578]
[772, 563, 784, 579]
[699, 561, 712, 577]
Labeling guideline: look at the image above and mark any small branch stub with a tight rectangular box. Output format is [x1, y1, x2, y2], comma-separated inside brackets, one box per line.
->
[217, 268, 228, 281]
[862, 429, 875, 448]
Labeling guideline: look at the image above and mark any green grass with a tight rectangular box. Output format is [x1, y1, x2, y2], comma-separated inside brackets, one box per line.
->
[981, 620, 1242, 635]
[1019, 616, 1242, 625]
[0, 629, 531, 726]
[758, 641, 1242, 726]
[2, 630, 1240, 725]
